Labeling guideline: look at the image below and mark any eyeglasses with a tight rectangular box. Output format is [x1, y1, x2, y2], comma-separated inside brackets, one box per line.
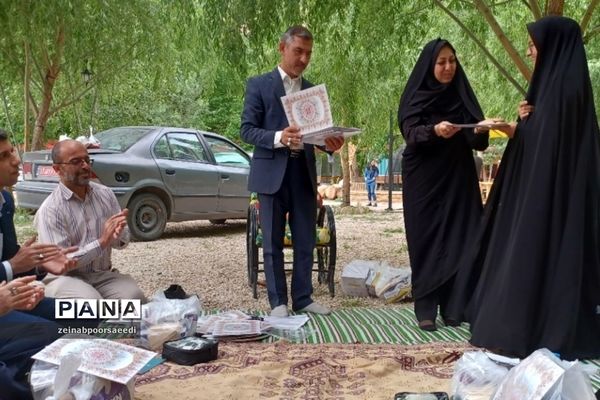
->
[55, 157, 94, 166]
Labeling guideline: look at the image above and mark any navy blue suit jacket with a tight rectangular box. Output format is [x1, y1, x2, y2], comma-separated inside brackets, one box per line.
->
[240, 68, 319, 195]
[0, 190, 41, 282]
[1, 190, 20, 281]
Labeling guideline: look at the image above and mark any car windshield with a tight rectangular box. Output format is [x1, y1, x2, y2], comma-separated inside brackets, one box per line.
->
[95, 127, 153, 152]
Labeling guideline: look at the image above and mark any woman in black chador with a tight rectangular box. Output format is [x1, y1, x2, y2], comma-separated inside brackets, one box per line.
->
[464, 16, 600, 360]
[398, 39, 490, 331]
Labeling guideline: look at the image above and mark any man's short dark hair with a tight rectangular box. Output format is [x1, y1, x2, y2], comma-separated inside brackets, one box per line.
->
[280, 25, 313, 45]
[0, 128, 8, 143]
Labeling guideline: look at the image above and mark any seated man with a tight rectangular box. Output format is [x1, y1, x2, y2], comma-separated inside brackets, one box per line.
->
[35, 139, 146, 301]
[0, 129, 74, 400]
[0, 277, 63, 400]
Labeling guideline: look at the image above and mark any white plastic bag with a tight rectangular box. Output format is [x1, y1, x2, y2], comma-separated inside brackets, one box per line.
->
[452, 351, 509, 400]
[492, 348, 596, 400]
[139, 291, 202, 350]
[547, 362, 597, 400]
[31, 358, 134, 400]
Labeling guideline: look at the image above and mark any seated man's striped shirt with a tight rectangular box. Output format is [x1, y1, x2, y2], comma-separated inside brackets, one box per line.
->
[34, 181, 129, 274]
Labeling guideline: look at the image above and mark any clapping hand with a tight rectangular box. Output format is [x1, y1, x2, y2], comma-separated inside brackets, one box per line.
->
[41, 246, 80, 275]
[8, 236, 63, 274]
[0, 276, 44, 316]
[99, 209, 129, 249]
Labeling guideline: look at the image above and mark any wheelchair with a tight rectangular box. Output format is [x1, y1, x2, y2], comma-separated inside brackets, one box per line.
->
[246, 195, 337, 300]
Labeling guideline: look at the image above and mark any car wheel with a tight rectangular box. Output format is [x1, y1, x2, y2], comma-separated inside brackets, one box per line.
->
[127, 193, 167, 241]
[209, 219, 227, 225]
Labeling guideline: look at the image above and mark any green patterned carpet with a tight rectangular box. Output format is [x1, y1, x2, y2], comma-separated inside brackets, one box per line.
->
[283, 307, 470, 345]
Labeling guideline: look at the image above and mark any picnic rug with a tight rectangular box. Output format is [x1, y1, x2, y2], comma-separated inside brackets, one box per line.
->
[134, 341, 468, 399]
[132, 307, 600, 399]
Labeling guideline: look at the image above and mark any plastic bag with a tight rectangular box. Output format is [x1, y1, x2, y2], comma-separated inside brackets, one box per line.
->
[267, 327, 317, 343]
[492, 348, 596, 400]
[371, 262, 411, 298]
[548, 362, 597, 400]
[452, 351, 509, 400]
[30, 358, 134, 400]
[139, 291, 202, 351]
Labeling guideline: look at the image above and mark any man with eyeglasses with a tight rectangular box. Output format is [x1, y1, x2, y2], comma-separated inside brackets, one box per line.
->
[34, 139, 146, 301]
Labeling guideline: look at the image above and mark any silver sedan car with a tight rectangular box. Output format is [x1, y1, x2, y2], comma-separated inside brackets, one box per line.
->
[15, 126, 251, 241]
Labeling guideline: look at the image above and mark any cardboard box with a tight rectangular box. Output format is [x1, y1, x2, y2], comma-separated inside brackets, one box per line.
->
[340, 261, 376, 297]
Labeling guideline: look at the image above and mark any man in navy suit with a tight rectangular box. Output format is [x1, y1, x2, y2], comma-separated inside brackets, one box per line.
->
[0, 129, 78, 400]
[241, 26, 343, 317]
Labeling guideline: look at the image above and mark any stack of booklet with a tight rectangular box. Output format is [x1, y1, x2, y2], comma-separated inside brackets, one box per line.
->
[196, 311, 311, 342]
[281, 84, 361, 146]
[197, 311, 270, 342]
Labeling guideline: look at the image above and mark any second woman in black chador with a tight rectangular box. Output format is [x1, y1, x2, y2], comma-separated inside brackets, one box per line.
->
[460, 16, 600, 360]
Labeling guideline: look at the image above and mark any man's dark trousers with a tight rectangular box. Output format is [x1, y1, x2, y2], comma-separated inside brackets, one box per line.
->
[258, 153, 316, 311]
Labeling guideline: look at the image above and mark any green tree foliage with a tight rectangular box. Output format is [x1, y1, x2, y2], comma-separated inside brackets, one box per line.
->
[0, 0, 176, 148]
[0, 0, 597, 170]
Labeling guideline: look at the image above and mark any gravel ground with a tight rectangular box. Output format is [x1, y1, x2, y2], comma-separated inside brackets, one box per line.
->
[111, 204, 410, 312]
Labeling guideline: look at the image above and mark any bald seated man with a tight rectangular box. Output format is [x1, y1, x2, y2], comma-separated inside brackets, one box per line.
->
[34, 140, 146, 301]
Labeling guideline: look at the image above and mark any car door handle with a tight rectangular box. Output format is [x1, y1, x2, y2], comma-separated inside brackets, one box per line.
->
[221, 174, 230, 180]
[165, 169, 176, 175]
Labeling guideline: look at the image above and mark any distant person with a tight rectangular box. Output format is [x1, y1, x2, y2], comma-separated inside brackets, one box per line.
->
[364, 159, 379, 206]
[34, 140, 146, 302]
[240, 26, 343, 317]
[398, 38, 493, 331]
[455, 16, 600, 360]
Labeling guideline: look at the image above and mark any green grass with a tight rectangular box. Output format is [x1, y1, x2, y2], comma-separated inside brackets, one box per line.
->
[383, 227, 404, 234]
[339, 297, 369, 308]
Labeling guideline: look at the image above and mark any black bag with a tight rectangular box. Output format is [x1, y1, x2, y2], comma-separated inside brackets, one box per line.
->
[163, 284, 189, 299]
[162, 336, 218, 366]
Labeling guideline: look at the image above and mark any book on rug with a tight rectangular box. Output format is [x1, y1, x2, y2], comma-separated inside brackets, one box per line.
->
[32, 338, 157, 384]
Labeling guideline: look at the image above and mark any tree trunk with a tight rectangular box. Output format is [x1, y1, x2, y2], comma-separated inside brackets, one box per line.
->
[31, 24, 65, 150]
[473, 0, 532, 82]
[341, 142, 351, 206]
[348, 142, 359, 182]
[546, 0, 564, 16]
[31, 68, 60, 150]
[23, 42, 31, 152]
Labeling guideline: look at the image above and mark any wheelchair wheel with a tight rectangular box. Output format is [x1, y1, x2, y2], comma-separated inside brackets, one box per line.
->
[317, 205, 336, 297]
[247, 204, 260, 299]
[246, 206, 252, 286]
[316, 206, 327, 285]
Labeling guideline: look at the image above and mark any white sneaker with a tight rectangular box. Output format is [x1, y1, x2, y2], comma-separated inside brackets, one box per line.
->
[270, 305, 289, 317]
[298, 302, 331, 315]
